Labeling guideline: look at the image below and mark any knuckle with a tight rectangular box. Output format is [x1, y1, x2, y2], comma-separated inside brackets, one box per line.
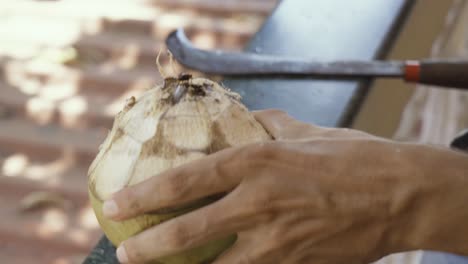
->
[165, 223, 190, 249]
[161, 173, 188, 203]
[236, 143, 280, 178]
[244, 142, 278, 163]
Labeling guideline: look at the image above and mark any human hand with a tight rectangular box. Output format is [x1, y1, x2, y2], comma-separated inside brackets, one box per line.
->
[104, 110, 468, 263]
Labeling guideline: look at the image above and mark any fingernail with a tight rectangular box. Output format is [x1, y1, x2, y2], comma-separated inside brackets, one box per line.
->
[103, 200, 119, 218]
[116, 244, 129, 263]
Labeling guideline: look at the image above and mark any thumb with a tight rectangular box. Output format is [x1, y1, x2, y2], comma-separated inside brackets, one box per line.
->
[252, 109, 325, 140]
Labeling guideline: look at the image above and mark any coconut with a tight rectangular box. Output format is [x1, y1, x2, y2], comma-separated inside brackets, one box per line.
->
[88, 74, 271, 263]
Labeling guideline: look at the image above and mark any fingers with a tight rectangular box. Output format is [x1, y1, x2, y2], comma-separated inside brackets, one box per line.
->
[103, 146, 246, 220]
[253, 109, 325, 140]
[117, 192, 251, 263]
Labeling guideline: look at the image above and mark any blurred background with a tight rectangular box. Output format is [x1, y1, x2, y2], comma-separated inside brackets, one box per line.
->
[0, 1, 277, 263]
[0, 0, 467, 264]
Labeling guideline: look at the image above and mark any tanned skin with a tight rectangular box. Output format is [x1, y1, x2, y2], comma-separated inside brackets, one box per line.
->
[102, 110, 468, 264]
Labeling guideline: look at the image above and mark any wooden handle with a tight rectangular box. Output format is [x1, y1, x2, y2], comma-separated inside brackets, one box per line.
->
[404, 60, 468, 90]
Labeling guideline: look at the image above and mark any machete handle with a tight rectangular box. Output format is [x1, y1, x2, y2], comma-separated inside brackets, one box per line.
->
[404, 60, 468, 89]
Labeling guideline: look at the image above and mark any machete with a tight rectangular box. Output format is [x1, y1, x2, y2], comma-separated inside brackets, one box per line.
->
[166, 28, 468, 90]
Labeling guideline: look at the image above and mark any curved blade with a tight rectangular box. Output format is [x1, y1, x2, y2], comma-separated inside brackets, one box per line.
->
[165, 28, 404, 77]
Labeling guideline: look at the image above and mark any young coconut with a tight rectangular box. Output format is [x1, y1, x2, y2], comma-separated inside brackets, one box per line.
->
[88, 74, 271, 263]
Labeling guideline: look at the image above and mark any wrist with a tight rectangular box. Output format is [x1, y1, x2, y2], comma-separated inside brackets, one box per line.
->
[385, 143, 468, 255]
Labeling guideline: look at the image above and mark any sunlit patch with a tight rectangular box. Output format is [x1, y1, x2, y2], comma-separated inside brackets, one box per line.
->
[24, 149, 76, 181]
[37, 209, 68, 238]
[192, 32, 216, 49]
[25, 162, 62, 181]
[39, 82, 78, 101]
[2, 153, 29, 177]
[18, 79, 41, 95]
[2, 14, 81, 47]
[36, 47, 78, 65]
[19, 191, 71, 212]
[77, 0, 161, 20]
[59, 95, 88, 116]
[67, 228, 89, 245]
[58, 95, 88, 128]
[78, 206, 99, 229]
[158, 13, 190, 28]
[0, 42, 40, 60]
[26, 59, 66, 77]
[26, 96, 55, 125]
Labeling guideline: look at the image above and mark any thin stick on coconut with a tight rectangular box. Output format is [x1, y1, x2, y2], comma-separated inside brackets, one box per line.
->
[156, 47, 168, 78]
[167, 50, 179, 77]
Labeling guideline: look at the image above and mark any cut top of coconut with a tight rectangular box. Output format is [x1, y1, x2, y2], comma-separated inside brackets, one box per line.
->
[88, 76, 271, 200]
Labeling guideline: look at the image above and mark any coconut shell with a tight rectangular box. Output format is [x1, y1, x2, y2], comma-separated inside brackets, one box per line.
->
[88, 76, 271, 263]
